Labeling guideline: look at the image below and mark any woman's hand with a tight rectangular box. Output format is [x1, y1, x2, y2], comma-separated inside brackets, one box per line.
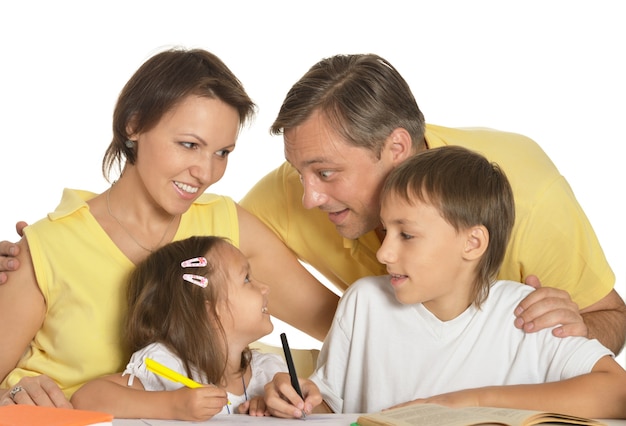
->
[0, 375, 72, 407]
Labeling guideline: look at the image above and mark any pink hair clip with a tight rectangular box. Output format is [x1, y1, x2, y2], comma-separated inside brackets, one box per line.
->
[183, 273, 208, 288]
[181, 257, 207, 268]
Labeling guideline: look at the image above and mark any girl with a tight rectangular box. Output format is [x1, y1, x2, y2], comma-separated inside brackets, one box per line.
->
[72, 236, 285, 420]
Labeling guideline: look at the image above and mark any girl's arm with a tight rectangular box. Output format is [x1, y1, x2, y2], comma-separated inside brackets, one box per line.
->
[72, 373, 228, 421]
[393, 356, 626, 419]
[236, 204, 339, 341]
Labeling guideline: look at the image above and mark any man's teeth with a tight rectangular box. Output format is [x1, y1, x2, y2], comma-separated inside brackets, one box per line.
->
[175, 182, 198, 194]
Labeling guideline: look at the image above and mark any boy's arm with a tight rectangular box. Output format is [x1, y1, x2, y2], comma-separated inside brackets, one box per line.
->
[391, 356, 626, 419]
[72, 373, 228, 420]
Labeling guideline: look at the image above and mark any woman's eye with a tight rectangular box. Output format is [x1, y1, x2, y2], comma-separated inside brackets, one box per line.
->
[216, 149, 231, 158]
[181, 142, 198, 149]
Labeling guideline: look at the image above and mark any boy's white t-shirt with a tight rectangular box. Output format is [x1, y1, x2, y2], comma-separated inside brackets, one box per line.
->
[310, 276, 613, 414]
[123, 342, 286, 414]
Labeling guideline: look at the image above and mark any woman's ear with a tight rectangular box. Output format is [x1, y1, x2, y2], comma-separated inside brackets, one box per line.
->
[125, 115, 139, 140]
[463, 225, 489, 260]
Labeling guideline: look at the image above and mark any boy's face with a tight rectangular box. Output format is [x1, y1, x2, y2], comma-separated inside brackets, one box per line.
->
[376, 193, 475, 321]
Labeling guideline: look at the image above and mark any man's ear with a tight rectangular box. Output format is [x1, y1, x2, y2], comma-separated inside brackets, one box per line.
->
[384, 127, 413, 165]
[463, 225, 489, 260]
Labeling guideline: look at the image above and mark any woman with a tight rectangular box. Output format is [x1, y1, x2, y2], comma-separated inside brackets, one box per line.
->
[0, 47, 337, 407]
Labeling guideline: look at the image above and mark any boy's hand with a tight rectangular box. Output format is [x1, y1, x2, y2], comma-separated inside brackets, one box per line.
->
[263, 372, 321, 418]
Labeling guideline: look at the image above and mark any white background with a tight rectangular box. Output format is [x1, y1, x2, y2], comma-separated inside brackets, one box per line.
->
[1, 1, 624, 362]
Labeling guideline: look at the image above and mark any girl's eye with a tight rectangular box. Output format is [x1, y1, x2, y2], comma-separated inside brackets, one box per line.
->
[400, 232, 413, 240]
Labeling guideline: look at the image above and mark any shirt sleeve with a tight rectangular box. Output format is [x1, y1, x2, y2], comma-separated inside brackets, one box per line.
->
[122, 343, 187, 391]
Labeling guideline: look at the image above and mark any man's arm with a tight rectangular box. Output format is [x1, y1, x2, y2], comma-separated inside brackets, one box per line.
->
[515, 276, 626, 354]
[581, 289, 626, 355]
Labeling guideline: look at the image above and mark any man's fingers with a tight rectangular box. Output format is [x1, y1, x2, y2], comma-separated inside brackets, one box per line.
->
[523, 274, 542, 289]
[16, 221, 28, 237]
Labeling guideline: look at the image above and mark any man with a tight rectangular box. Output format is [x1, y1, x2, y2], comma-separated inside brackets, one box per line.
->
[239, 53, 626, 354]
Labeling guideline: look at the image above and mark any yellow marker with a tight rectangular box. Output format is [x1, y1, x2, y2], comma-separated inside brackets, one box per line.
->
[145, 358, 232, 407]
[145, 358, 203, 388]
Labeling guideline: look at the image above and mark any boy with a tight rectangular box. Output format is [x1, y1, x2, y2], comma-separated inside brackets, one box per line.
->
[262, 146, 626, 419]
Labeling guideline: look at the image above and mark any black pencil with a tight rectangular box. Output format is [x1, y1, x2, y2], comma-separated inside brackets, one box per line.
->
[280, 332, 305, 401]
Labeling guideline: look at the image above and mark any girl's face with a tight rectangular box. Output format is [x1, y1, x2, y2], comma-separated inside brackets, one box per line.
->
[376, 193, 475, 321]
[217, 243, 273, 344]
[132, 95, 240, 216]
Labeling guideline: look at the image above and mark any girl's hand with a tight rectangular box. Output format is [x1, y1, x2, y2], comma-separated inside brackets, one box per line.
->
[239, 396, 269, 416]
[172, 386, 229, 421]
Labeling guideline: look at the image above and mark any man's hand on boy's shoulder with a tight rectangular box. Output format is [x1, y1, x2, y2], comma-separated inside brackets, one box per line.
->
[514, 275, 587, 338]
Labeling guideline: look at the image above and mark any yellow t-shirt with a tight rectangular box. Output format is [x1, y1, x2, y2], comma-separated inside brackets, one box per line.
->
[1, 188, 239, 398]
[240, 124, 614, 308]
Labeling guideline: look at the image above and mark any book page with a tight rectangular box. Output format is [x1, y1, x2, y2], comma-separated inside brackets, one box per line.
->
[357, 404, 606, 426]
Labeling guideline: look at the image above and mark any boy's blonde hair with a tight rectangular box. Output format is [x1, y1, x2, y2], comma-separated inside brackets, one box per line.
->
[381, 146, 515, 307]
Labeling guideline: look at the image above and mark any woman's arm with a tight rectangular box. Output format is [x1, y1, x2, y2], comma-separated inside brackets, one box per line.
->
[72, 373, 228, 420]
[0, 237, 45, 382]
[236, 204, 339, 341]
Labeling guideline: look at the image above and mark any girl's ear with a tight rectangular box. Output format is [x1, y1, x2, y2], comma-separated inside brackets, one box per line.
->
[463, 225, 488, 260]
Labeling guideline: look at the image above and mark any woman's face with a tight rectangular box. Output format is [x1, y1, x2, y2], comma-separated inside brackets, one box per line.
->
[132, 95, 240, 216]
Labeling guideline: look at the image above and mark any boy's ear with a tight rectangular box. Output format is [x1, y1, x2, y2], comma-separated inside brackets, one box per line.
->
[385, 127, 413, 165]
[463, 225, 488, 260]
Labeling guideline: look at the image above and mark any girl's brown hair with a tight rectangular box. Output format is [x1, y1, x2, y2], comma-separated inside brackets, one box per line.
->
[125, 235, 251, 384]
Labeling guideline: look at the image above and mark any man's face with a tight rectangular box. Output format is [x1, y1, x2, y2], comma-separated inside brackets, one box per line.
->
[284, 110, 395, 240]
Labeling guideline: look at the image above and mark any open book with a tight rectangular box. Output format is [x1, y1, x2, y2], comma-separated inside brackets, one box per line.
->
[356, 404, 606, 426]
